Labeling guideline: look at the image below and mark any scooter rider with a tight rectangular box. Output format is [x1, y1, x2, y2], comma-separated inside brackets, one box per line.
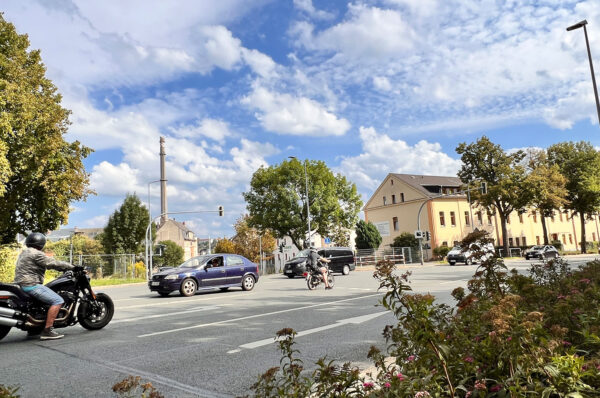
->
[14, 232, 79, 340]
[308, 246, 332, 289]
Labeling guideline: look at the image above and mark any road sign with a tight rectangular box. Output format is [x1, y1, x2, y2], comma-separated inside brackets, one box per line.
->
[414, 230, 424, 239]
[324, 237, 331, 244]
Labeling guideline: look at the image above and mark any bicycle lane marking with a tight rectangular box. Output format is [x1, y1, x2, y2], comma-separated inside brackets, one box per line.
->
[137, 292, 384, 338]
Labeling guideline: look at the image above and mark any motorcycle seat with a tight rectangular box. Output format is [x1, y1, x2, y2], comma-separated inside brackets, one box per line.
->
[0, 283, 32, 299]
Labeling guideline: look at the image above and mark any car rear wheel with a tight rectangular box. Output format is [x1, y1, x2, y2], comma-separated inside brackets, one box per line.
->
[180, 278, 197, 297]
[466, 258, 473, 265]
[287, 275, 295, 279]
[342, 265, 350, 275]
[242, 275, 255, 291]
[449, 261, 456, 266]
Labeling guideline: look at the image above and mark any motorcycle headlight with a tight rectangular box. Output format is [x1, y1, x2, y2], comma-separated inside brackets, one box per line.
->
[164, 274, 179, 280]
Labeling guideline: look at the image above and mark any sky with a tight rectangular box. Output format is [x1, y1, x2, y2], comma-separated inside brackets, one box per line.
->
[3, 0, 600, 239]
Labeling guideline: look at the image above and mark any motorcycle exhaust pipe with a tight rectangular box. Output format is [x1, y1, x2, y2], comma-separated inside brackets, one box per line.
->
[0, 306, 18, 318]
[0, 316, 19, 327]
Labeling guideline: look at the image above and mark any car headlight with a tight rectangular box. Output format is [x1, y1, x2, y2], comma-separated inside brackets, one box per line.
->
[164, 274, 180, 280]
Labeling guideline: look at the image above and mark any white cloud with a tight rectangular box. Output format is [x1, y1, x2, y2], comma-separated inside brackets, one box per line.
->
[373, 76, 392, 91]
[293, 0, 334, 20]
[170, 118, 233, 143]
[89, 162, 142, 196]
[83, 215, 109, 228]
[338, 127, 462, 192]
[241, 85, 351, 136]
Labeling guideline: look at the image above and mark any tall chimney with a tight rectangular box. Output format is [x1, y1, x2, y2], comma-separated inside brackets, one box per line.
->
[160, 137, 168, 224]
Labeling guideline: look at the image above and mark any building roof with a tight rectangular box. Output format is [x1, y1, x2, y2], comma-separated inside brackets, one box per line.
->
[391, 173, 463, 198]
[157, 219, 197, 240]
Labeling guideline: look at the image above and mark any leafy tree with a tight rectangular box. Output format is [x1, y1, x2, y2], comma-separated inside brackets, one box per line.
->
[391, 232, 419, 250]
[214, 238, 237, 254]
[243, 159, 362, 250]
[456, 136, 528, 257]
[232, 215, 276, 263]
[101, 194, 150, 254]
[0, 14, 93, 243]
[522, 149, 568, 245]
[547, 141, 600, 253]
[355, 220, 382, 250]
[46, 234, 103, 258]
[329, 225, 350, 247]
[152, 240, 184, 267]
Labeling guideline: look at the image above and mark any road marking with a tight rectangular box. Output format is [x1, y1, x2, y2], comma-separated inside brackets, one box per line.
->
[138, 292, 384, 338]
[119, 292, 248, 309]
[227, 311, 388, 353]
[111, 305, 224, 324]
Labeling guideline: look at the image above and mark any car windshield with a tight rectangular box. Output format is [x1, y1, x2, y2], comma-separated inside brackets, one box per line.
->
[294, 249, 310, 258]
[177, 255, 212, 268]
[530, 246, 544, 250]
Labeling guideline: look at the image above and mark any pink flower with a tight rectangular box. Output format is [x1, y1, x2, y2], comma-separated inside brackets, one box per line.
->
[474, 335, 481, 342]
[580, 278, 591, 284]
[363, 382, 374, 390]
[557, 295, 566, 300]
[407, 355, 416, 362]
[396, 373, 405, 381]
[464, 356, 474, 363]
[384, 382, 391, 388]
[466, 392, 472, 398]
[563, 340, 572, 346]
[490, 385, 502, 392]
[475, 380, 486, 390]
[506, 336, 512, 342]
[414, 392, 431, 398]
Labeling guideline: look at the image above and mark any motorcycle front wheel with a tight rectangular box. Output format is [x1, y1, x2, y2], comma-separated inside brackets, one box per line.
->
[306, 275, 318, 290]
[327, 273, 335, 288]
[79, 293, 114, 330]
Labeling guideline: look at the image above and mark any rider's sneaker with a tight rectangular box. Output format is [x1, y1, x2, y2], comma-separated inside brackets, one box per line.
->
[325, 286, 333, 290]
[40, 327, 64, 340]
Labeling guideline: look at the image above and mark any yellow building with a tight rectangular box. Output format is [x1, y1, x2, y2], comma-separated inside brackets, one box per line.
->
[364, 173, 600, 257]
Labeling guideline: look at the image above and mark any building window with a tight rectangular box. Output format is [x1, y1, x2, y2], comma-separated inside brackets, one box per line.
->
[383, 196, 387, 205]
[487, 214, 493, 225]
[509, 238, 513, 246]
[533, 212, 537, 223]
[453, 241, 459, 246]
[551, 212, 555, 222]
[391, 179, 393, 185]
[400, 193, 405, 202]
[442, 241, 448, 247]
[536, 236, 540, 245]
[562, 234, 566, 244]
[569, 234, 573, 244]
[393, 217, 399, 231]
[465, 211, 470, 226]
[392, 195, 396, 204]
[477, 211, 483, 225]
[559, 212, 563, 222]
[518, 213, 523, 223]
[439, 212, 445, 227]
[523, 237, 527, 246]
[552, 233, 558, 242]
[515, 237, 520, 246]
[450, 211, 456, 227]
[593, 232, 597, 241]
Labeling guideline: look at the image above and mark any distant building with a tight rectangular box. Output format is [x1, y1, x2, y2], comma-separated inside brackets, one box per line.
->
[364, 173, 600, 258]
[155, 219, 198, 260]
[43, 227, 103, 242]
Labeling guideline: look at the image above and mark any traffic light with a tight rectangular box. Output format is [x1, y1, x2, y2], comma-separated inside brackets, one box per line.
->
[480, 182, 487, 195]
[425, 231, 431, 241]
[218, 205, 224, 217]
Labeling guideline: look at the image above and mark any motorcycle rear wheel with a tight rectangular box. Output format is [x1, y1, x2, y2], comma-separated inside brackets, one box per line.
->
[0, 325, 11, 341]
[327, 273, 335, 288]
[79, 293, 114, 330]
[306, 275, 318, 290]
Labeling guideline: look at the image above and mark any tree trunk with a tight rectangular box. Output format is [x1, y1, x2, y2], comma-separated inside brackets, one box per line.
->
[541, 216, 549, 245]
[500, 213, 509, 258]
[580, 211, 587, 254]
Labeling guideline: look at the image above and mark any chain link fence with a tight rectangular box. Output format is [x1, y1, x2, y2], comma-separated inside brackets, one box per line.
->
[54, 254, 140, 279]
[355, 247, 421, 266]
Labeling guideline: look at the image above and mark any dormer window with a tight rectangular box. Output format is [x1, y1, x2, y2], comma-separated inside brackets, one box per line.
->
[383, 196, 387, 205]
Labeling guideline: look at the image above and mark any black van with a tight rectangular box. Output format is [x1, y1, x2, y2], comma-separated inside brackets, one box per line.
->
[283, 247, 355, 278]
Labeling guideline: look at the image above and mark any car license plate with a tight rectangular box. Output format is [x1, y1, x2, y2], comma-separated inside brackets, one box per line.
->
[151, 281, 160, 286]
[285, 270, 292, 274]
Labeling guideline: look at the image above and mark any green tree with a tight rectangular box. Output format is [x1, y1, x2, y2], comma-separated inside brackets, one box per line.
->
[214, 238, 237, 254]
[355, 220, 382, 250]
[101, 194, 150, 254]
[152, 240, 184, 267]
[522, 149, 568, 245]
[547, 141, 600, 253]
[456, 136, 529, 257]
[0, 14, 93, 243]
[243, 158, 362, 249]
[232, 215, 276, 263]
[391, 232, 419, 250]
[329, 225, 351, 247]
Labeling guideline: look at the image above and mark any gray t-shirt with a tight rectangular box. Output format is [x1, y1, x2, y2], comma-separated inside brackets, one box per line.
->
[14, 247, 73, 287]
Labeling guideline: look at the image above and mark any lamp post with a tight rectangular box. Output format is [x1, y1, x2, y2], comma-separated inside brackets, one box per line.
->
[146, 180, 161, 268]
[288, 156, 311, 247]
[567, 20, 600, 126]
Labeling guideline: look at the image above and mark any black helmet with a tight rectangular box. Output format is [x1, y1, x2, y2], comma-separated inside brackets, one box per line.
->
[25, 232, 46, 250]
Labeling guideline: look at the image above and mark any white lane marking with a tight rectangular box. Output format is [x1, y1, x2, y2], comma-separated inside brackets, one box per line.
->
[227, 311, 388, 353]
[119, 292, 248, 309]
[138, 292, 384, 338]
[111, 305, 224, 324]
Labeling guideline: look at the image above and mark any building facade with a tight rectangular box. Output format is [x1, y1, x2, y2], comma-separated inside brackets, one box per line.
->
[155, 219, 198, 260]
[364, 173, 600, 257]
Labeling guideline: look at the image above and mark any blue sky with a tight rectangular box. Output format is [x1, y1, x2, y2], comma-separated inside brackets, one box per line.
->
[3, 0, 600, 238]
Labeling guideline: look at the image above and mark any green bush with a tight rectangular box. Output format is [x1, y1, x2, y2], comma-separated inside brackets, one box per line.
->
[249, 248, 600, 396]
[432, 246, 450, 260]
[0, 244, 19, 283]
[551, 240, 563, 251]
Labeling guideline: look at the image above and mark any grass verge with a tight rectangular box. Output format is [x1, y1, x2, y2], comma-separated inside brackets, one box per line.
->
[90, 278, 146, 287]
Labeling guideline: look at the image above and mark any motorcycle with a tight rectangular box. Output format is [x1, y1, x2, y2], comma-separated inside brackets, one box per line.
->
[0, 267, 114, 341]
[304, 261, 335, 290]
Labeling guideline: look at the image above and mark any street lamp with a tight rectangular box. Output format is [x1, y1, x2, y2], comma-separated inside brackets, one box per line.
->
[146, 179, 162, 267]
[288, 156, 311, 248]
[567, 19, 600, 126]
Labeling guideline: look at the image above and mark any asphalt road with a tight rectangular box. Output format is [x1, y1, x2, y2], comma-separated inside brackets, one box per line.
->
[1, 254, 598, 397]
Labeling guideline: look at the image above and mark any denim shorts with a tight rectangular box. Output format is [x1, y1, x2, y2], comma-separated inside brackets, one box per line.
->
[24, 285, 64, 306]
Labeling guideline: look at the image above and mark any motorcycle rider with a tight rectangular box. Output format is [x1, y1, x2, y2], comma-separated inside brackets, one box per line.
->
[14, 232, 78, 340]
[308, 246, 332, 289]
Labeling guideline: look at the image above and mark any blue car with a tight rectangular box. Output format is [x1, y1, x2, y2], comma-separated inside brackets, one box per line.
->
[149, 254, 259, 297]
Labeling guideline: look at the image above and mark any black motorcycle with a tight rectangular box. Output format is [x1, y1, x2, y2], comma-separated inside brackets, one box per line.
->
[305, 262, 335, 290]
[0, 267, 114, 341]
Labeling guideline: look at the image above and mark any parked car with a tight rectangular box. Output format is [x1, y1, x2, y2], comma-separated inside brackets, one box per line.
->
[149, 254, 259, 297]
[524, 245, 559, 260]
[447, 243, 494, 266]
[283, 247, 355, 278]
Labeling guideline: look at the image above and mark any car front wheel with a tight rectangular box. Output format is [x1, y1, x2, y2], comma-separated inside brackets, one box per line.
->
[342, 265, 350, 275]
[449, 261, 456, 266]
[242, 275, 255, 291]
[180, 278, 197, 297]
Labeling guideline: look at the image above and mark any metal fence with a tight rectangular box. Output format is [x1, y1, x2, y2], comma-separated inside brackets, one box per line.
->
[54, 254, 139, 279]
[355, 247, 420, 266]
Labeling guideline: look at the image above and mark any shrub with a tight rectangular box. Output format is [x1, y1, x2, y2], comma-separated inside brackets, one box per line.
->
[551, 240, 563, 251]
[112, 376, 163, 398]
[134, 262, 146, 279]
[0, 244, 19, 283]
[432, 246, 450, 260]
